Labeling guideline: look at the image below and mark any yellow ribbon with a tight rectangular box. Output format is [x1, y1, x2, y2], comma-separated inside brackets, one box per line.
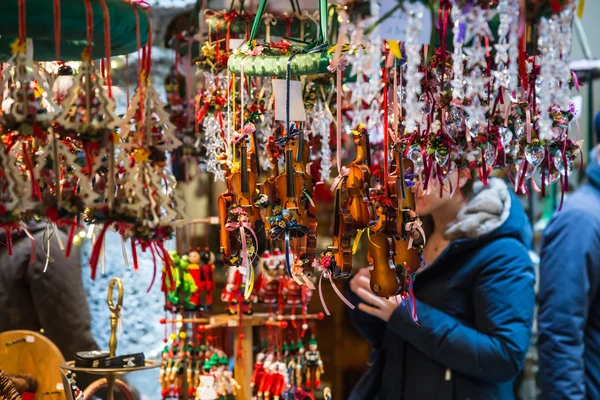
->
[367, 229, 380, 249]
[352, 229, 365, 255]
[578, 0, 585, 19]
[387, 40, 402, 60]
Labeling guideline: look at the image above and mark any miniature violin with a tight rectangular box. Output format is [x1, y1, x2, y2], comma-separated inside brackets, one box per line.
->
[218, 162, 237, 263]
[391, 149, 421, 274]
[289, 125, 318, 277]
[328, 187, 353, 278]
[227, 135, 261, 227]
[261, 138, 281, 233]
[368, 199, 400, 298]
[345, 127, 372, 229]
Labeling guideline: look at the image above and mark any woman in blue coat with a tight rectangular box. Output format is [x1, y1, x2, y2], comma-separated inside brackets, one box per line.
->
[348, 172, 535, 400]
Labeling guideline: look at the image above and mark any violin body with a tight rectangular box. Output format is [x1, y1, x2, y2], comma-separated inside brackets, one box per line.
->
[367, 232, 399, 298]
[218, 191, 237, 264]
[297, 208, 318, 277]
[227, 138, 262, 228]
[330, 188, 353, 278]
[344, 129, 372, 229]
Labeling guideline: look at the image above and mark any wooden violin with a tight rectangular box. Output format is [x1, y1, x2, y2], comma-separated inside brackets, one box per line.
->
[329, 187, 353, 278]
[218, 163, 237, 264]
[389, 147, 421, 274]
[345, 127, 372, 229]
[262, 138, 281, 233]
[367, 200, 400, 298]
[227, 136, 261, 227]
[289, 126, 318, 276]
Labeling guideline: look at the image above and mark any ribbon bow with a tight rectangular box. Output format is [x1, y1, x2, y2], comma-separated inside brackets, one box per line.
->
[330, 166, 349, 192]
[244, 45, 264, 56]
[405, 217, 426, 249]
[269, 220, 308, 277]
[232, 130, 248, 144]
[274, 124, 302, 147]
[127, 0, 150, 9]
[327, 54, 349, 73]
[226, 216, 258, 299]
[242, 122, 256, 135]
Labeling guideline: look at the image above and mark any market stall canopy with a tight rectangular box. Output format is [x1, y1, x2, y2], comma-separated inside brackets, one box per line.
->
[0, 0, 150, 61]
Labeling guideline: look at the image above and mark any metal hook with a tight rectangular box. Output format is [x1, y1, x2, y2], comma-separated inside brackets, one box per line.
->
[108, 278, 124, 314]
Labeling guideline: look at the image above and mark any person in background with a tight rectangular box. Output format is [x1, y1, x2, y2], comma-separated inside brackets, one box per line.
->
[0, 222, 98, 361]
[0, 223, 138, 399]
[348, 171, 535, 400]
[537, 112, 600, 399]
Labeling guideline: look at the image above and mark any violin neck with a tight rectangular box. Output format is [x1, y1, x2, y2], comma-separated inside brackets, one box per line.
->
[295, 129, 305, 165]
[333, 188, 341, 236]
[285, 149, 295, 199]
[364, 133, 372, 168]
[241, 144, 249, 193]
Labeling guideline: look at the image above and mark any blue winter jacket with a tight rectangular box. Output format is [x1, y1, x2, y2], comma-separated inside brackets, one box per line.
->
[349, 187, 535, 400]
[538, 159, 600, 400]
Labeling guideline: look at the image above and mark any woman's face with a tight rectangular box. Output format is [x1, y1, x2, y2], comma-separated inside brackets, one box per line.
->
[413, 170, 463, 216]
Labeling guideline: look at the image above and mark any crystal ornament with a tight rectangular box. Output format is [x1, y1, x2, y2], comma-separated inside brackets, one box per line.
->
[403, 6, 425, 134]
[408, 145, 424, 169]
[464, 6, 494, 43]
[451, 3, 465, 100]
[435, 150, 449, 167]
[499, 126, 513, 145]
[345, 18, 382, 133]
[482, 143, 497, 167]
[524, 144, 544, 167]
[542, 169, 560, 186]
[552, 149, 573, 176]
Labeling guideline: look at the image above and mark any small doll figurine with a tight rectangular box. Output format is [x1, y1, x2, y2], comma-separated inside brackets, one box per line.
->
[159, 344, 170, 398]
[200, 247, 216, 311]
[284, 276, 313, 316]
[257, 249, 285, 313]
[222, 370, 241, 399]
[196, 375, 218, 400]
[303, 337, 324, 390]
[251, 352, 266, 394]
[264, 362, 288, 400]
[221, 265, 253, 315]
[256, 353, 274, 400]
[295, 341, 304, 389]
[187, 250, 203, 310]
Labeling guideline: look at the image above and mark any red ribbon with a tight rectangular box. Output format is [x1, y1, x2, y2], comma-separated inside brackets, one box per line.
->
[83, 0, 93, 58]
[53, 0, 61, 60]
[131, 238, 139, 270]
[65, 219, 77, 258]
[18, 0, 26, 43]
[98, 0, 113, 98]
[89, 223, 111, 280]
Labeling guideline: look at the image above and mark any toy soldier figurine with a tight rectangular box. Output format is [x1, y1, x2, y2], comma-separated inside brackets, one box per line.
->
[251, 352, 267, 395]
[295, 340, 304, 389]
[267, 362, 289, 400]
[256, 353, 274, 399]
[200, 247, 216, 310]
[303, 337, 324, 390]
[187, 250, 203, 310]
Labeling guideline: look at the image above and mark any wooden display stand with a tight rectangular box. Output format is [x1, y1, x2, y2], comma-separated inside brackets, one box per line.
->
[0, 330, 66, 399]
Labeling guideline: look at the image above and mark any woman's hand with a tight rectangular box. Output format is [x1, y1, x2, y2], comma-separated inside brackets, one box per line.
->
[350, 268, 399, 322]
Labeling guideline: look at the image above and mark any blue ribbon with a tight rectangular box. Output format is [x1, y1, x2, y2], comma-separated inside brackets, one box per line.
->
[284, 231, 292, 277]
[405, 167, 415, 189]
[274, 124, 302, 147]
